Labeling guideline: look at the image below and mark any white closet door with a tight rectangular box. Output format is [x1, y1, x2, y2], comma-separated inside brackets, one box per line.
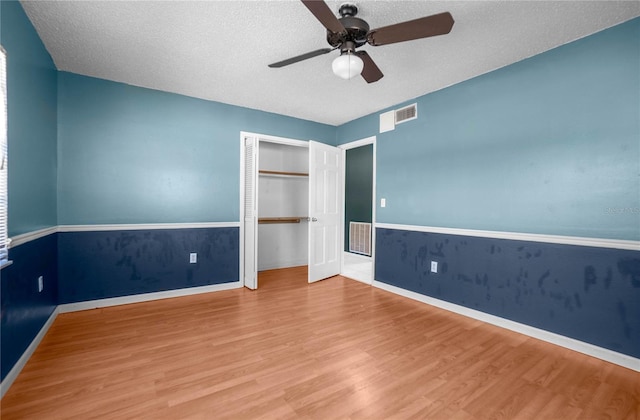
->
[308, 140, 343, 283]
[243, 136, 258, 289]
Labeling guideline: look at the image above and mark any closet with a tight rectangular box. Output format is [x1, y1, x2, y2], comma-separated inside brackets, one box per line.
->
[257, 141, 309, 271]
[242, 134, 343, 289]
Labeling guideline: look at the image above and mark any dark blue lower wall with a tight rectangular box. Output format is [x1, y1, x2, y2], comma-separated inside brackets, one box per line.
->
[58, 227, 239, 303]
[1, 234, 58, 381]
[375, 228, 640, 358]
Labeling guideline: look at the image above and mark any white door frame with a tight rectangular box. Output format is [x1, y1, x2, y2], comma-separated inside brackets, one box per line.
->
[241, 135, 258, 289]
[239, 131, 309, 289]
[338, 136, 376, 285]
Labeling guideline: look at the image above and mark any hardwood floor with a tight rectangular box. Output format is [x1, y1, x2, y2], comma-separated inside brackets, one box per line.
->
[2, 266, 638, 419]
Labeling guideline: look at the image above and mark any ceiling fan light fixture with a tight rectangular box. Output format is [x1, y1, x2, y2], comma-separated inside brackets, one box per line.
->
[332, 52, 363, 80]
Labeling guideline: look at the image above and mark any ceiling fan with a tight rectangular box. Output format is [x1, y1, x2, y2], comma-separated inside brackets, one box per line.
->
[268, 1, 454, 83]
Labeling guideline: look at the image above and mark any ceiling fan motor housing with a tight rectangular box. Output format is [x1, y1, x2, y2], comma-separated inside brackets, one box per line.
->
[326, 4, 370, 48]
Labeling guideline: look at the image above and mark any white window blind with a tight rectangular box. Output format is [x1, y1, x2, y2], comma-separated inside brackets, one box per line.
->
[0, 46, 8, 262]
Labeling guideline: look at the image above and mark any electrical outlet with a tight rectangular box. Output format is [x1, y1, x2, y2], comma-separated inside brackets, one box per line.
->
[430, 261, 438, 274]
[381, 198, 386, 208]
[38, 276, 44, 292]
[189, 253, 197, 264]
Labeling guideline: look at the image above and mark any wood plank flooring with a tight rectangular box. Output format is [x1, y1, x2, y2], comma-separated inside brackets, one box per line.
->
[2, 266, 638, 419]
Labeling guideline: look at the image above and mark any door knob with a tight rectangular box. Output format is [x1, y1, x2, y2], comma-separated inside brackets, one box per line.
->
[311, 217, 318, 222]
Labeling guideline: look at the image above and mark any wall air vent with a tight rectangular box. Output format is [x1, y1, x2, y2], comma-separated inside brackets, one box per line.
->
[349, 222, 372, 256]
[395, 103, 417, 124]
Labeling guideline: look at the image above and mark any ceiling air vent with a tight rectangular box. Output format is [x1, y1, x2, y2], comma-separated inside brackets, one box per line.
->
[395, 103, 417, 124]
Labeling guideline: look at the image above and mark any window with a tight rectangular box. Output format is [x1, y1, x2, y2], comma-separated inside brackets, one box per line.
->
[0, 45, 7, 263]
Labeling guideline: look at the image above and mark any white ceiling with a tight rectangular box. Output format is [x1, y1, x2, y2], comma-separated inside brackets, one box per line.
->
[20, 1, 640, 126]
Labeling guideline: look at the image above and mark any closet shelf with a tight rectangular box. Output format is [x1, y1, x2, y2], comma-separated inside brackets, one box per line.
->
[258, 217, 307, 224]
[259, 170, 308, 177]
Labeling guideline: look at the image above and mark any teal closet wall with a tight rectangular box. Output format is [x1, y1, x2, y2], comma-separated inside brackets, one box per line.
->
[344, 144, 373, 252]
[338, 17, 640, 241]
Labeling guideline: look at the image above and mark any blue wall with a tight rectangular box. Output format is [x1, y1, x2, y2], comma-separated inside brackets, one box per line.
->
[1, 235, 58, 380]
[338, 18, 640, 241]
[57, 72, 335, 225]
[340, 18, 640, 358]
[2, 0, 336, 381]
[58, 227, 238, 303]
[0, 0, 59, 382]
[376, 228, 640, 358]
[2, 0, 639, 383]
[1, 0, 58, 236]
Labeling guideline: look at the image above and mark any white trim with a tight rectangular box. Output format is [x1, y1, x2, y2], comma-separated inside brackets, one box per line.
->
[375, 223, 640, 251]
[9, 226, 57, 248]
[371, 140, 377, 281]
[239, 131, 312, 289]
[338, 136, 375, 150]
[58, 281, 242, 313]
[13, 223, 635, 251]
[373, 280, 640, 372]
[8, 223, 240, 248]
[239, 133, 247, 288]
[240, 131, 308, 148]
[58, 222, 239, 232]
[1, 307, 59, 399]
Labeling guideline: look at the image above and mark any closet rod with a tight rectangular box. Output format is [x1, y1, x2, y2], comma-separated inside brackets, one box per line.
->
[259, 170, 308, 177]
[258, 217, 307, 224]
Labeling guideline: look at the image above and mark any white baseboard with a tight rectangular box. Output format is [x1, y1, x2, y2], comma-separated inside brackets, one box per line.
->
[1, 281, 242, 398]
[258, 260, 308, 272]
[342, 274, 372, 285]
[1, 307, 60, 399]
[373, 280, 640, 372]
[58, 281, 242, 313]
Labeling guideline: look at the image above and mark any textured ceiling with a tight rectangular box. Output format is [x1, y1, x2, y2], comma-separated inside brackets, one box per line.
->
[20, 1, 640, 126]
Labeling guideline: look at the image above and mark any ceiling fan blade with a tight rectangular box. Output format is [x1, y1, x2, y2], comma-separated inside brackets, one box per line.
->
[355, 51, 383, 83]
[301, 0, 346, 35]
[268, 48, 334, 68]
[367, 12, 454, 46]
